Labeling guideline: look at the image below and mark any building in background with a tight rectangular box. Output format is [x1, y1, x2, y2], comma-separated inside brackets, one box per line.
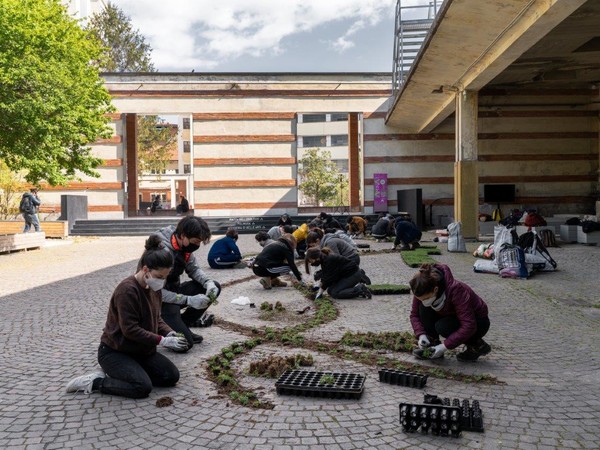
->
[64, 0, 106, 22]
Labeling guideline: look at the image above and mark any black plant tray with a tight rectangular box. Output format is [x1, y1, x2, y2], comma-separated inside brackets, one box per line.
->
[400, 402, 462, 437]
[378, 369, 427, 388]
[423, 394, 484, 433]
[275, 370, 365, 400]
[357, 243, 371, 249]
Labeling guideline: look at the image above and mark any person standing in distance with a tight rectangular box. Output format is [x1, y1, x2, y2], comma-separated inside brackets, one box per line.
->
[20, 188, 41, 232]
[154, 216, 221, 348]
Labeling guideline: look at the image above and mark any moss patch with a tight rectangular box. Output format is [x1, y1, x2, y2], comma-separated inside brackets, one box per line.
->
[368, 284, 411, 295]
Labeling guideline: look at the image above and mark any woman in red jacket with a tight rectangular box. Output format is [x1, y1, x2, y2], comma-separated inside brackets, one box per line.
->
[409, 263, 491, 362]
[65, 235, 188, 398]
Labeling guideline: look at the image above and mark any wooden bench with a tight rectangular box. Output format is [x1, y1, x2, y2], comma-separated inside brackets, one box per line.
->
[0, 220, 68, 238]
[0, 231, 46, 254]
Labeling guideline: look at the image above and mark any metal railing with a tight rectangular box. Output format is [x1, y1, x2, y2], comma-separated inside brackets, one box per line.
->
[392, 0, 443, 94]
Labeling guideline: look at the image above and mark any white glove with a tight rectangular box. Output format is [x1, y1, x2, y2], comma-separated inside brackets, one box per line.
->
[315, 289, 324, 300]
[430, 343, 447, 359]
[166, 331, 177, 337]
[204, 280, 218, 298]
[187, 294, 211, 309]
[159, 335, 188, 351]
[418, 334, 430, 349]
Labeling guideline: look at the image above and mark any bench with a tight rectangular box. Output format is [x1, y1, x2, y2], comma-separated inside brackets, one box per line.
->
[0, 231, 46, 254]
[0, 220, 68, 238]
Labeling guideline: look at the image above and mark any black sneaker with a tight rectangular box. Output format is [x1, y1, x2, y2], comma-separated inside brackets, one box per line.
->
[192, 314, 214, 328]
[475, 339, 492, 356]
[191, 333, 203, 344]
[358, 283, 372, 299]
[456, 348, 480, 362]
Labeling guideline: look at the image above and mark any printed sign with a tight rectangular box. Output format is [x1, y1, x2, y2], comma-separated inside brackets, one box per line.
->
[373, 173, 388, 212]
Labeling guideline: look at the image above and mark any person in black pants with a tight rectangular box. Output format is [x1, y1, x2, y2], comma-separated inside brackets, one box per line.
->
[154, 217, 221, 348]
[252, 234, 303, 289]
[393, 217, 422, 251]
[65, 235, 189, 398]
[305, 247, 371, 299]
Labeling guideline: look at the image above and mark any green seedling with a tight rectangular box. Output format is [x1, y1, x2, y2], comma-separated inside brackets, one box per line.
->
[422, 348, 433, 358]
[208, 292, 218, 305]
[318, 374, 336, 386]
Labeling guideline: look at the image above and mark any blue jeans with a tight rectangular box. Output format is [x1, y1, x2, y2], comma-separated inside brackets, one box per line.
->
[22, 213, 40, 232]
[97, 344, 179, 399]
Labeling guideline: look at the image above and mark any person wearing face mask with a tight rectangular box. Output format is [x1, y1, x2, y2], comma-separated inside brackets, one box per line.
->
[154, 216, 221, 348]
[305, 247, 372, 299]
[409, 263, 491, 362]
[65, 235, 188, 398]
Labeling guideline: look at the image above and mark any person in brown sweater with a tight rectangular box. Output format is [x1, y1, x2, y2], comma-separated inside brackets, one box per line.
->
[65, 235, 188, 398]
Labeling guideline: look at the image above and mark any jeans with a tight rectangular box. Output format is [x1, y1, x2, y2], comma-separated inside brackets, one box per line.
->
[161, 280, 221, 347]
[97, 344, 179, 399]
[418, 303, 490, 346]
[327, 270, 363, 299]
[22, 213, 40, 232]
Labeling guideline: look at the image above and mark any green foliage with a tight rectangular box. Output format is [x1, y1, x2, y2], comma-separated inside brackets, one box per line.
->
[400, 247, 439, 267]
[339, 331, 416, 352]
[318, 374, 336, 385]
[0, 0, 114, 185]
[298, 148, 345, 206]
[0, 161, 26, 219]
[136, 116, 178, 178]
[85, 2, 154, 72]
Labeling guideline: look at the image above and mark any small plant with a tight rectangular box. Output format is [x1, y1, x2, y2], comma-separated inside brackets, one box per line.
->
[260, 302, 273, 311]
[274, 301, 285, 311]
[422, 348, 433, 358]
[318, 374, 336, 386]
[208, 292, 218, 305]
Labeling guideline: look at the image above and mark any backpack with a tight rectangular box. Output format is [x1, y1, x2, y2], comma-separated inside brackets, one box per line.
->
[524, 211, 546, 228]
[496, 243, 528, 278]
[538, 229, 557, 248]
[518, 231, 557, 271]
[19, 195, 32, 214]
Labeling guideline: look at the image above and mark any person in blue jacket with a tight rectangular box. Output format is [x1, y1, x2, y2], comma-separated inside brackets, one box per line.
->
[393, 216, 422, 251]
[207, 228, 244, 269]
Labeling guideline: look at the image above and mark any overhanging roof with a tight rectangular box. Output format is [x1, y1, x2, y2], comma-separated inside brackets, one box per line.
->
[386, 0, 598, 132]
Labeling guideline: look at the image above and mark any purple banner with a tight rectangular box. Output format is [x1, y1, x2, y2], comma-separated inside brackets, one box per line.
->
[373, 173, 388, 212]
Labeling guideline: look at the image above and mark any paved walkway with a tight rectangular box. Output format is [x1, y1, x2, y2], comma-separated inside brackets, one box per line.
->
[0, 232, 599, 449]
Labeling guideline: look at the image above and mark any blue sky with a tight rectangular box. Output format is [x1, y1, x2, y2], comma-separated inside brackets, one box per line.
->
[111, 0, 435, 73]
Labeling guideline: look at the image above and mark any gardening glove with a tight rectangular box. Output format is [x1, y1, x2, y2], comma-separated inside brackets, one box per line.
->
[418, 334, 430, 349]
[204, 280, 219, 299]
[159, 335, 188, 351]
[315, 288, 324, 300]
[166, 331, 178, 338]
[430, 343, 447, 359]
[187, 294, 211, 309]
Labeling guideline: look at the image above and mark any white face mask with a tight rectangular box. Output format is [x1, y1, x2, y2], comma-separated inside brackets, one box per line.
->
[421, 296, 436, 307]
[145, 272, 166, 291]
[431, 292, 447, 311]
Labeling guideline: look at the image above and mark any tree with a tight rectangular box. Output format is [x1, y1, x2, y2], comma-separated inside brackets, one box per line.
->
[85, 2, 155, 72]
[0, 0, 114, 186]
[298, 148, 346, 206]
[0, 161, 26, 219]
[137, 116, 178, 178]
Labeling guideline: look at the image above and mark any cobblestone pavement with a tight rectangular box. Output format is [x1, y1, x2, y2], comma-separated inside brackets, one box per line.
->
[1, 231, 599, 449]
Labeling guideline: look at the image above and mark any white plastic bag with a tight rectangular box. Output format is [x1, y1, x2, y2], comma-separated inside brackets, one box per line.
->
[231, 296, 252, 305]
[447, 222, 467, 252]
[493, 225, 513, 261]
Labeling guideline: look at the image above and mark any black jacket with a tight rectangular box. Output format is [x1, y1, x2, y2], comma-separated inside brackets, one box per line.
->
[254, 238, 302, 280]
[320, 253, 360, 289]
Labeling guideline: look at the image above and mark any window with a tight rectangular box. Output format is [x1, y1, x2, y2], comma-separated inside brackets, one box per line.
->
[182, 118, 190, 129]
[302, 114, 326, 123]
[302, 135, 327, 147]
[330, 113, 348, 122]
[183, 141, 190, 153]
[331, 134, 348, 146]
[183, 164, 191, 174]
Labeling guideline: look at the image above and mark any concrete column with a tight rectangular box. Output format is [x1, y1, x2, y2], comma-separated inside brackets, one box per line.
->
[454, 90, 479, 239]
[125, 114, 139, 218]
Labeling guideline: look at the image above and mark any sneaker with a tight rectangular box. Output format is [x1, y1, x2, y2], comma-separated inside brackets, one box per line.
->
[65, 371, 105, 394]
[259, 278, 272, 290]
[191, 332, 204, 344]
[456, 348, 481, 362]
[457, 340, 491, 362]
[410, 241, 421, 250]
[192, 313, 214, 328]
[475, 339, 492, 356]
[399, 244, 411, 251]
[271, 278, 288, 287]
[356, 283, 372, 299]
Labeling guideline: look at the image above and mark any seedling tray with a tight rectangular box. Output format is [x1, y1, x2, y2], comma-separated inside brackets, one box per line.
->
[423, 395, 484, 433]
[399, 402, 462, 437]
[275, 370, 365, 400]
[378, 369, 427, 388]
[369, 284, 411, 295]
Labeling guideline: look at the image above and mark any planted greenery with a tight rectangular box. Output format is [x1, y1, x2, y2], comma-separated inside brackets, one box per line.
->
[249, 354, 314, 378]
[318, 374, 336, 386]
[368, 284, 411, 295]
[340, 331, 416, 352]
[400, 246, 441, 267]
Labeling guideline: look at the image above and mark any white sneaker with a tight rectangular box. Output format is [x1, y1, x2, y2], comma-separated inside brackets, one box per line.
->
[65, 371, 105, 394]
